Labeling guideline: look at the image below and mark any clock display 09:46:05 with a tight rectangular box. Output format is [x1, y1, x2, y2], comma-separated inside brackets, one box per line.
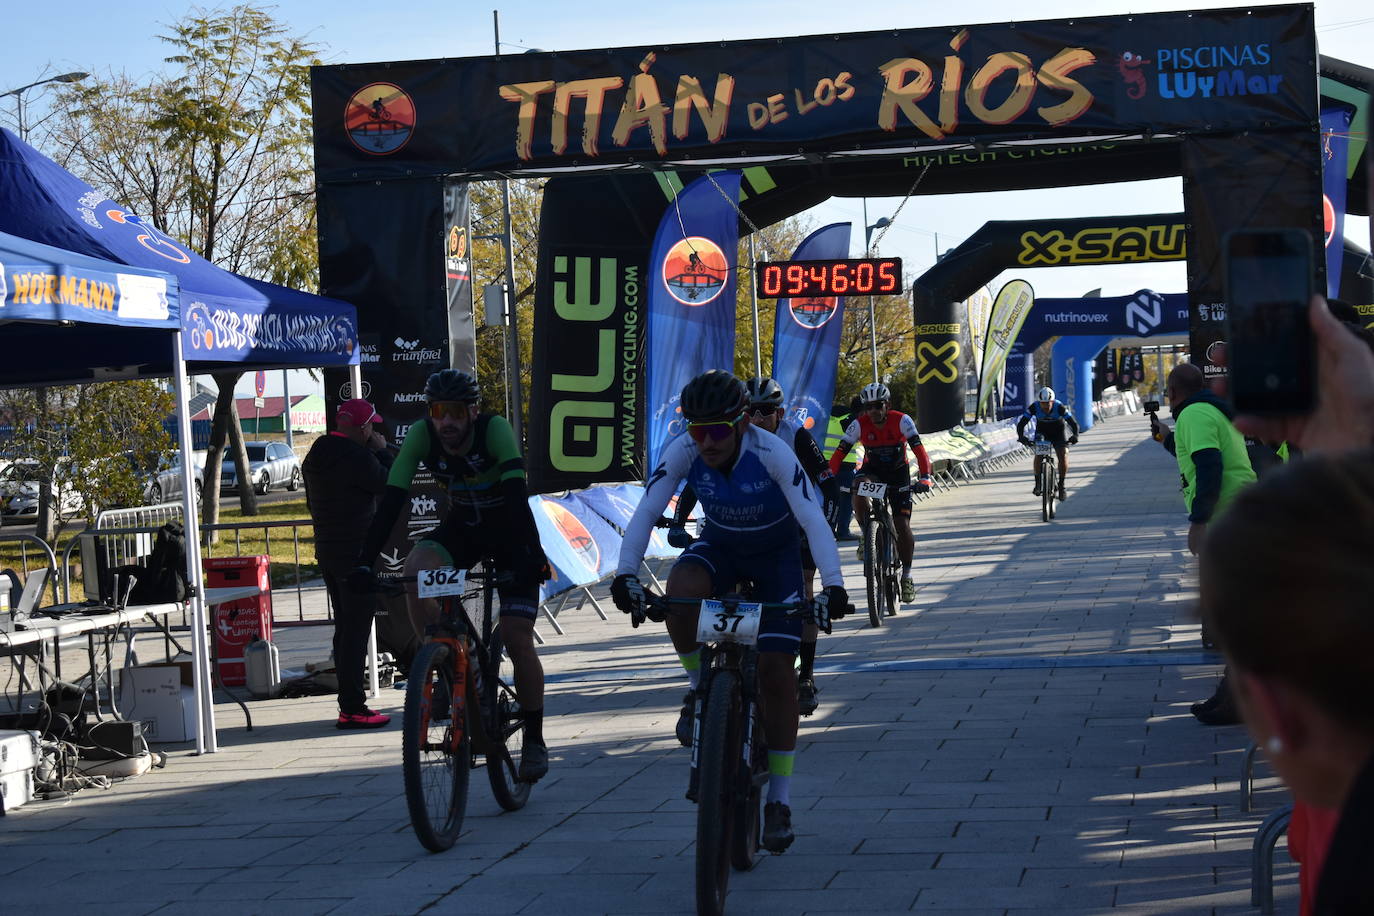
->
[754, 257, 903, 298]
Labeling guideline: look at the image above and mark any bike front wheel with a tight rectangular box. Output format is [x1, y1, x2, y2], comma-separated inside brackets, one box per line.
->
[696, 670, 741, 915]
[864, 519, 883, 629]
[1040, 462, 1053, 523]
[403, 641, 470, 852]
[483, 628, 531, 811]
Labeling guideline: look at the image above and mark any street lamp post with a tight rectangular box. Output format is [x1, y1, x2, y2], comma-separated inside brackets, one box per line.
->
[862, 198, 892, 385]
[1, 72, 89, 140]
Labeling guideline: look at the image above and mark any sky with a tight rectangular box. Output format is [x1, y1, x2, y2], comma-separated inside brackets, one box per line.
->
[4, 0, 1372, 397]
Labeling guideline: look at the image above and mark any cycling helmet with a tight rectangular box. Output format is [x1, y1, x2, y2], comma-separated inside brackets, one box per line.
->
[680, 370, 748, 421]
[1037, 386, 1055, 403]
[860, 382, 890, 404]
[425, 369, 481, 403]
[744, 376, 785, 409]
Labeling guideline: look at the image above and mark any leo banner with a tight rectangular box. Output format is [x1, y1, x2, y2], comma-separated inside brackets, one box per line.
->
[311, 6, 1317, 180]
[443, 181, 477, 375]
[976, 279, 1035, 419]
[771, 222, 852, 448]
[1322, 107, 1353, 298]
[645, 172, 741, 471]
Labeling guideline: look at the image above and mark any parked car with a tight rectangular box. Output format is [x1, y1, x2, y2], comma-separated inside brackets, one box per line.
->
[220, 441, 302, 495]
[142, 451, 207, 505]
[0, 460, 84, 524]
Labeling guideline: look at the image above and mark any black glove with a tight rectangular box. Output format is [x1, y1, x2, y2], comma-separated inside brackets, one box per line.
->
[912, 475, 932, 494]
[610, 574, 646, 614]
[1068, 434, 1079, 446]
[1018, 436, 1032, 448]
[811, 585, 849, 633]
[347, 565, 377, 594]
[666, 526, 693, 549]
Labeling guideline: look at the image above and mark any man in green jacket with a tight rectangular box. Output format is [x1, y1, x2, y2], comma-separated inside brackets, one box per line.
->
[1157, 362, 1256, 725]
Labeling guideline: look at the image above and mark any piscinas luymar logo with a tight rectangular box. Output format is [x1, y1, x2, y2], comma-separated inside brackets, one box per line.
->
[1116, 51, 1151, 99]
[1143, 43, 1281, 102]
[345, 82, 415, 155]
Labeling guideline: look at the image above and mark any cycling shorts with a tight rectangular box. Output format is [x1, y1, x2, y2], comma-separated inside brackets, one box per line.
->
[673, 532, 805, 655]
[419, 515, 546, 621]
[854, 467, 913, 517]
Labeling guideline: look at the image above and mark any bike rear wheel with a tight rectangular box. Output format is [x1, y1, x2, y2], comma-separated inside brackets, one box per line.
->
[696, 671, 741, 915]
[403, 641, 470, 852]
[483, 628, 531, 811]
[881, 519, 900, 617]
[864, 518, 883, 629]
[730, 704, 766, 871]
[1040, 462, 1053, 522]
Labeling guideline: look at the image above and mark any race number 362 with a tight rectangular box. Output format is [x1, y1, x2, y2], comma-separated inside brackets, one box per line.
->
[418, 567, 466, 598]
[695, 599, 763, 646]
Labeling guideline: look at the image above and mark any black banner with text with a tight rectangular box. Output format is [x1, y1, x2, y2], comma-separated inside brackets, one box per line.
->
[311, 5, 1316, 181]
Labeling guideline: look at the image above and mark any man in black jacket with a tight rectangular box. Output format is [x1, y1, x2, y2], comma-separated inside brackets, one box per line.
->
[304, 398, 395, 729]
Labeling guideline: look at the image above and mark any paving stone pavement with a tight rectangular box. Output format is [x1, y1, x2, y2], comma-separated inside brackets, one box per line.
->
[0, 416, 1299, 914]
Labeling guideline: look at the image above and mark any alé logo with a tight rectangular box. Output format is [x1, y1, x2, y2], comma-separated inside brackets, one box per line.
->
[1125, 290, 1164, 335]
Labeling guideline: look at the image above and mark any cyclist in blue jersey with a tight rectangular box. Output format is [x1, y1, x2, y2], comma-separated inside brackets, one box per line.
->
[1017, 386, 1080, 501]
[612, 370, 848, 854]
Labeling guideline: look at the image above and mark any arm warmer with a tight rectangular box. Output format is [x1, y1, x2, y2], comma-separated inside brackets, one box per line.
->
[909, 440, 932, 477]
[1188, 448, 1223, 523]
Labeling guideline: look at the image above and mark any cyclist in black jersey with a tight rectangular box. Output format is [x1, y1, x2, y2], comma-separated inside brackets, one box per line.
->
[351, 369, 551, 781]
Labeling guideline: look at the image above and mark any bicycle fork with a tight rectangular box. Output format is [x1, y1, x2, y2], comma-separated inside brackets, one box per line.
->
[686, 647, 758, 805]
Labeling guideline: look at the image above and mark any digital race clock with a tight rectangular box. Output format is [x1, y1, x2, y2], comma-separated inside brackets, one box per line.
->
[754, 257, 903, 298]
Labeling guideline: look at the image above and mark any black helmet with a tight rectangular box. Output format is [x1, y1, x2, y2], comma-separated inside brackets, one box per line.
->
[744, 376, 784, 409]
[680, 370, 747, 422]
[425, 369, 480, 403]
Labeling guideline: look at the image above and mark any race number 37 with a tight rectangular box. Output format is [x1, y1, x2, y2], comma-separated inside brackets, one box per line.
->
[695, 599, 763, 646]
[418, 566, 466, 598]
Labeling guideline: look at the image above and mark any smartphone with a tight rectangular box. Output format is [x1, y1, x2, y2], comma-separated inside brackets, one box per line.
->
[1143, 400, 1160, 414]
[1223, 228, 1316, 414]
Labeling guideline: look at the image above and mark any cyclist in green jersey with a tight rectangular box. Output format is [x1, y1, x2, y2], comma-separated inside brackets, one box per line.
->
[351, 369, 551, 780]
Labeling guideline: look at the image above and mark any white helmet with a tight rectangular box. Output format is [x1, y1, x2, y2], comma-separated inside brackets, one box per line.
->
[1038, 387, 1055, 402]
[860, 382, 890, 404]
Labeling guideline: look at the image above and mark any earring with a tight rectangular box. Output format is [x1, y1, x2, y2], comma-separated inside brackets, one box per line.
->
[1265, 736, 1284, 755]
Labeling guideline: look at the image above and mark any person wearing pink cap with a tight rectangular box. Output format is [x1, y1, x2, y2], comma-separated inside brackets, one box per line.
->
[303, 398, 396, 729]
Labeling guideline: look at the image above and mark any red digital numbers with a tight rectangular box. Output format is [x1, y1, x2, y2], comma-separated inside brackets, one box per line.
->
[754, 258, 903, 298]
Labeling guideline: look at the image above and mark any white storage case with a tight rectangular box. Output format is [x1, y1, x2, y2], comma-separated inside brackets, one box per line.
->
[0, 729, 39, 813]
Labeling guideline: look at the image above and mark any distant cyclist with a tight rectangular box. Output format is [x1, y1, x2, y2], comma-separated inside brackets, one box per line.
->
[612, 370, 847, 853]
[1016, 386, 1080, 502]
[351, 369, 551, 781]
[827, 382, 932, 603]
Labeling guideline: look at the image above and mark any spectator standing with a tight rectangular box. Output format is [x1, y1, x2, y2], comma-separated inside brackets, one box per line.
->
[303, 398, 395, 729]
[824, 396, 863, 540]
[1154, 362, 1256, 724]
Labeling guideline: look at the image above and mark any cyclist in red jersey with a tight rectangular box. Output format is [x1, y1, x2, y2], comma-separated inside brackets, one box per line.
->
[827, 382, 932, 602]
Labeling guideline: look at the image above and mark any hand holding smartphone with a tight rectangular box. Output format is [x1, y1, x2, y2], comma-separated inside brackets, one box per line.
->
[1222, 228, 1317, 415]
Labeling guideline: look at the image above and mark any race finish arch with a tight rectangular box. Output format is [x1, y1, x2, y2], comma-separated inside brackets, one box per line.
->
[311, 5, 1325, 492]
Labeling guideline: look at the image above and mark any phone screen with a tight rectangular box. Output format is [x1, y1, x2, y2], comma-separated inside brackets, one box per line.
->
[1225, 231, 1315, 413]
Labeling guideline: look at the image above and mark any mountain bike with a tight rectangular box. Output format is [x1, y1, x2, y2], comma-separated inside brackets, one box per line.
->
[383, 566, 531, 852]
[1034, 439, 1058, 522]
[851, 477, 901, 628]
[632, 592, 830, 916]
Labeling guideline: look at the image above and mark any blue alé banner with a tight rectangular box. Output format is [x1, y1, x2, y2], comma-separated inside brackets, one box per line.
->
[1322, 106, 1352, 299]
[577, 483, 695, 560]
[645, 172, 741, 471]
[771, 222, 852, 449]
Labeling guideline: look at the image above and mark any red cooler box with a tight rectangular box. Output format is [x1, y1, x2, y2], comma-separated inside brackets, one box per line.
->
[204, 556, 273, 687]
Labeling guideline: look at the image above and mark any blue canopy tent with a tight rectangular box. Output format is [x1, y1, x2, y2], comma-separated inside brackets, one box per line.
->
[0, 129, 363, 753]
[0, 129, 360, 379]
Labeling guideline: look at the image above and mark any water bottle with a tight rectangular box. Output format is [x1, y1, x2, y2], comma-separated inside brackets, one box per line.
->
[244, 638, 281, 699]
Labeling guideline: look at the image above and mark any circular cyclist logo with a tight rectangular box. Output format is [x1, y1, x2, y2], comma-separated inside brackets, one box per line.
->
[662, 237, 729, 306]
[345, 82, 415, 156]
[789, 295, 839, 328]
